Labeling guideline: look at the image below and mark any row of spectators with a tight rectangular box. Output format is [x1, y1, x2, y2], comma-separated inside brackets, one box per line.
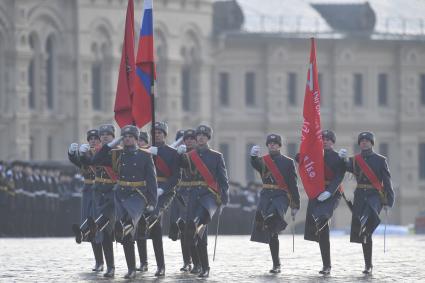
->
[0, 160, 263, 237]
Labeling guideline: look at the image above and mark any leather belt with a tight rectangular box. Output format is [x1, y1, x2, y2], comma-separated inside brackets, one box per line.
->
[263, 184, 287, 190]
[95, 177, 116, 184]
[356, 184, 375, 189]
[118, 180, 146, 187]
[84, 180, 95, 185]
[157, 176, 168, 182]
[179, 181, 208, 187]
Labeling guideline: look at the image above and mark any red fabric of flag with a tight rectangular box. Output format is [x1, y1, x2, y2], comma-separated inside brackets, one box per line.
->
[114, 0, 136, 128]
[298, 38, 325, 200]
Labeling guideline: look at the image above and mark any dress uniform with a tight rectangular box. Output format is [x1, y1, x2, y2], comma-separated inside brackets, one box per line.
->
[78, 124, 117, 278]
[68, 129, 104, 272]
[87, 125, 158, 279]
[302, 130, 345, 275]
[138, 122, 180, 277]
[343, 131, 395, 274]
[169, 129, 199, 272]
[180, 125, 230, 278]
[250, 134, 300, 273]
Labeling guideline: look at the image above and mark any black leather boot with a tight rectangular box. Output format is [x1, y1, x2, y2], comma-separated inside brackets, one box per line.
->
[191, 264, 202, 274]
[92, 262, 104, 272]
[362, 240, 373, 275]
[92, 242, 104, 272]
[362, 266, 373, 275]
[180, 263, 192, 272]
[319, 266, 331, 275]
[136, 239, 148, 272]
[269, 234, 281, 274]
[269, 265, 281, 274]
[103, 267, 115, 278]
[137, 262, 148, 272]
[124, 269, 137, 279]
[198, 267, 210, 278]
[155, 266, 165, 277]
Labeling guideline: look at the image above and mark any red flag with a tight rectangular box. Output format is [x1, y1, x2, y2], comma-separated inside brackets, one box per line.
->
[298, 38, 324, 200]
[132, 0, 156, 128]
[114, 0, 136, 128]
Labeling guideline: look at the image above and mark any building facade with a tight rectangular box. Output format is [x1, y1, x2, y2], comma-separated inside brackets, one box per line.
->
[1, 0, 425, 227]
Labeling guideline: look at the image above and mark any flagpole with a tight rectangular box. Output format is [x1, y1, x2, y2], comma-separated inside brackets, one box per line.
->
[150, 62, 155, 146]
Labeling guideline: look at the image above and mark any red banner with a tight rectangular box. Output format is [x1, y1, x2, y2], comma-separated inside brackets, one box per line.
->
[114, 0, 135, 128]
[298, 38, 324, 199]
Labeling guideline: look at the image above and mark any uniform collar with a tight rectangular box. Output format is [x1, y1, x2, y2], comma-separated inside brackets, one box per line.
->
[197, 144, 209, 153]
[155, 141, 166, 147]
[361, 148, 374, 157]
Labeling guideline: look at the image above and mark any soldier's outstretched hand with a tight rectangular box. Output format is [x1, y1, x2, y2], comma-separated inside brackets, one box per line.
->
[250, 145, 261, 157]
[177, 144, 186, 154]
[68, 143, 79, 154]
[317, 191, 331, 202]
[79, 143, 90, 153]
[338, 148, 348, 158]
[149, 146, 158, 155]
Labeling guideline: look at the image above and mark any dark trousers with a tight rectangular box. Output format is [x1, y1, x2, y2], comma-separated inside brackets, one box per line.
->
[102, 232, 114, 269]
[269, 233, 280, 267]
[123, 241, 136, 271]
[91, 242, 104, 265]
[319, 224, 331, 268]
[137, 221, 165, 268]
[362, 236, 373, 268]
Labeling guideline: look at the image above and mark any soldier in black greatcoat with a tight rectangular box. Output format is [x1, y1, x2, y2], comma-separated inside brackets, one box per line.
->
[137, 122, 180, 277]
[249, 134, 300, 274]
[68, 129, 104, 272]
[77, 124, 117, 278]
[169, 129, 200, 273]
[178, 125, 229, 278]
[85, 125, 158, 279]
[339, 131, 395, 274]
[298, 130, 346, 275]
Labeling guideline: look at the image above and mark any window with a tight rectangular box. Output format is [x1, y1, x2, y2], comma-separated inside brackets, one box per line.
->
[91, 63, 102, 110]
[246, 143, 256, 182]
[287, 142, 297, 159]
[378, 73, 388, 106]
[28, 59, 35, 109]
[420, 74, 425, 106]
[182, 66, 190, 111]
[288, 72, 297, 106]
[419, 143, 425, 180]
[245, 72, 255, 106]
[47, 136, 53, 160]
[379, 142, 389, 160]
[354, 73, 363, 106]
[219, 72, 229, 106]
[219, 143, 230, 174]
[46, 35, 55, 110]
[318, 72, 324, 106]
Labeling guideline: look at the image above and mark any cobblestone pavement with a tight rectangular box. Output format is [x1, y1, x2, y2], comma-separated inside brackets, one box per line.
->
[0, 235, 424, 282]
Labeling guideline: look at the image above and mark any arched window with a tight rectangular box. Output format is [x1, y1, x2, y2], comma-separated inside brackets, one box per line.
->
[180, 31, 201, 112]
[46, 34, 55, 110]
[28, 33, 39, 110]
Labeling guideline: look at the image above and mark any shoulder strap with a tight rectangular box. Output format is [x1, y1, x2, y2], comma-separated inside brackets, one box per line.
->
[188, 150, 220, 195]
[263, 155, 288, 191]
[354, 154, 383, 191]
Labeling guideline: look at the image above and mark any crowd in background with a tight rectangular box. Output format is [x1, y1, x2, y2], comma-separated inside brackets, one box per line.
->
[0, 160, 262, 237]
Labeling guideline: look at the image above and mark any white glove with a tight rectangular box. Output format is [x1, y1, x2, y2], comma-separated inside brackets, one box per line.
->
[157, 188, 164, 196]
[79, 144, 90, 153]
[317, 191, 332, 202]
[291, 208, 298, 218]
[177, 144, 187, 154]
[250, 145, 261, 157]
[107, 136, 123, 148]
[68, 143, 79, 154]
[149, 146, 158, 155]
[338, 148, 348, 158]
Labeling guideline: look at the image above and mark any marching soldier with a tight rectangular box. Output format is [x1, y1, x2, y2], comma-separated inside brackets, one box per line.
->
[68, 129, 104, 272]
[169, 129, 199, 273]
[339, 131, 394, 274]
[138, 122, 180, 277]
[77, 124, 117, 278]
[299, 130, 346, 275]
[249, 134, 300, 274]
[86, 125, 157, 279]
[179, 125, 229, 278]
